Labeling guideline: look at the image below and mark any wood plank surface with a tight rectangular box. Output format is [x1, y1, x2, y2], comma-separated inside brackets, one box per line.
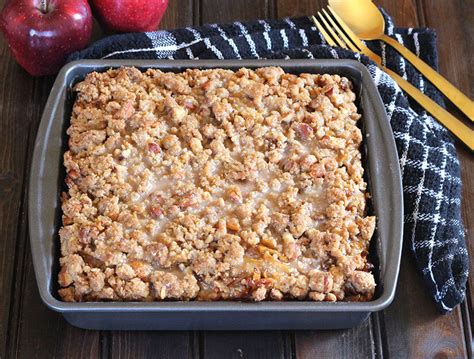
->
[295, 318, 377, 359]
[379, 0, 421, 27]
[3, 2, 197, 359]
[10, 250, 101, 359]
[1, 66, 103, 357]
[0, 3, 57, 352]
[197, 2, 296, 359]
[201, 0, 270, 24]
[276, 1, 377, 357]
[381, 250, 469, 358]
[0, 63, 28, 357]
[0, 0, 471, 358]
[202, 331, 291, 359]
[276, 0, 323, 18]
[278, 2, 392, 358]
[110, 331, 196, 359]
[6, 73, 103, 358]
[160, 0, 195, 29]
[373, 1, 471, 358]
[421, 0, 473, 99]
[421, 0, 474, 326]
[104, 4, 197, 359]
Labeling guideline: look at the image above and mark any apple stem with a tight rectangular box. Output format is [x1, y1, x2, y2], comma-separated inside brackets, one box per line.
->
[40, 0, 48, 14]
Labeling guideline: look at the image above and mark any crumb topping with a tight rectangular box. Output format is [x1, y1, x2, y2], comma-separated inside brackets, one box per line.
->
[58, 66, 376, 302]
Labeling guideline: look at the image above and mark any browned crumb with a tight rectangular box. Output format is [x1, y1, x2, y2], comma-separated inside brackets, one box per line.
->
[58, 66, 376, 302]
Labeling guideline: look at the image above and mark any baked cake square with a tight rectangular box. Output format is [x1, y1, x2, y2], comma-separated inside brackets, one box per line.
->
[58, 66, 376, 302]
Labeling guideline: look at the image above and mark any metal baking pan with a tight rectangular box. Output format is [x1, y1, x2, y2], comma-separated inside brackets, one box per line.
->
[29, 59, 403, 330]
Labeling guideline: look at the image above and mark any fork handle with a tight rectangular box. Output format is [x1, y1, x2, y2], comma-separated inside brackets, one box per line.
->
[381, 34, 474, 121]
[383, 66, 474, 151]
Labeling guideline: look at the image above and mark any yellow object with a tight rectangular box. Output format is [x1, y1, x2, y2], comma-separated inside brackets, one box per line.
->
[312, 7, 474, 151]
[328, 0, 474, 121]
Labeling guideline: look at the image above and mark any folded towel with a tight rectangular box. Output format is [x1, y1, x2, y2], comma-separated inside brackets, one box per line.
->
[69, 10, 468, 312]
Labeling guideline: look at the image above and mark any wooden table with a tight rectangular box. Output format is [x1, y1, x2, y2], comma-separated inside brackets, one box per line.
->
[0, 0, 472, 357]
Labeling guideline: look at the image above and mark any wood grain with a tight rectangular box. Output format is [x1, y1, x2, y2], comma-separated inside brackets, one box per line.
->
[275, 1, 380, 356]
[0, 2, 195, 359]
[276, 0, 324, 18]
[11, 249, 101, 359]
[198, 2, 294, 358]
[202, 331, 290, 359]
[295, 318, 377, 359]
[104, 4, 196, 359]
[160, 0, 194, 29]
[0, 14, 55, 355]
[376, 0, 421, 27]
[421, 0, 473, 98]
[110, 331, 196, 359]
[276, 1, 377, 357]
[421, 0, 474, 323]
[374, 1, 470, 357]
[0, 1, 471, 358]
[382, 251, 469, 358]
[200, 0, 270, 24]
[1, 68, 103, 358]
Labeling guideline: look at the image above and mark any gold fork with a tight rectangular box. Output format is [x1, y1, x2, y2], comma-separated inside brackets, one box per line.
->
[312, 7, 474, 151]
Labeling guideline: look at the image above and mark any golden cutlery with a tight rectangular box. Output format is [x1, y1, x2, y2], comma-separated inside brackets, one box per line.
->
[328, 0, 474, 121]
[312, 7, 474, 151]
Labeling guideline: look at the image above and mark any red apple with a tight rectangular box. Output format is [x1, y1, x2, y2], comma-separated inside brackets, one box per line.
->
[0, 0, 92, 76]
[91, 0, 168, 33]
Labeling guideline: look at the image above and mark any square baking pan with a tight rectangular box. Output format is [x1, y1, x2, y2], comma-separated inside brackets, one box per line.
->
[29, 59, 403, 330]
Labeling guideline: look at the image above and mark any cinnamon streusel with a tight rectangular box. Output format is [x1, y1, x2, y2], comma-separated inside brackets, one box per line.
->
[58, 66, 376, 302]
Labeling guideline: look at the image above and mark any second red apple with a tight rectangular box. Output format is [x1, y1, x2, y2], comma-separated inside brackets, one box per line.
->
[91, 0, 169, 33]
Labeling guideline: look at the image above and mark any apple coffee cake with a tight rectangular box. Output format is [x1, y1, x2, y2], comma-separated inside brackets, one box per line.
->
[58, 66, 376, 302]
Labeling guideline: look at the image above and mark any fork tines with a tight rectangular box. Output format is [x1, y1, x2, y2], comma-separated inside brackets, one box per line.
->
[312, 6, 363, 52]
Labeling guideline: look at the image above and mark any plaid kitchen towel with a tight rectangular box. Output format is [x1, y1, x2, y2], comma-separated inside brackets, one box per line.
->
[69, 10, 469, 312]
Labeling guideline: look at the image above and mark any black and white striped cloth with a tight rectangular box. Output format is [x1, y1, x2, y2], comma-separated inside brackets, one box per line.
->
[69, 10, 468, 312]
